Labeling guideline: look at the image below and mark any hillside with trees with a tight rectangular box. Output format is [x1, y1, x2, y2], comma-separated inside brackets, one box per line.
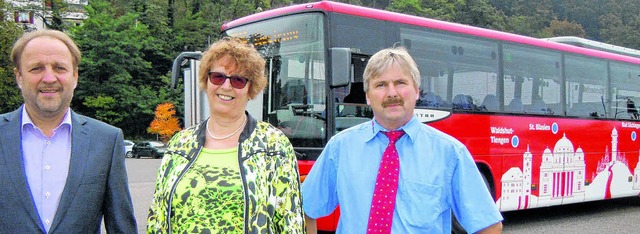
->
[2, 0, 639, 139]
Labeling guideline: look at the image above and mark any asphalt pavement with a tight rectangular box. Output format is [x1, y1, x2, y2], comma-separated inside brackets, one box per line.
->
[127, 158, 163, 234]
[120, 158, 640, 233]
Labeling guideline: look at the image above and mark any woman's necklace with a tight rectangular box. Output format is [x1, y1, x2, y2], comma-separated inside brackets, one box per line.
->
[206, 115, 247, 140]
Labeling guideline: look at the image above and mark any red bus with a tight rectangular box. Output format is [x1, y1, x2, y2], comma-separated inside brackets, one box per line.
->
[171, 1, 640, 232]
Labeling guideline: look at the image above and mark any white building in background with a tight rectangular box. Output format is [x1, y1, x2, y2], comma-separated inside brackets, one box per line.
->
[7, 0, 88, 31]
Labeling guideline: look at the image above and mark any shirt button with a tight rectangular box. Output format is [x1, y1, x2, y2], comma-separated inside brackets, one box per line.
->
[45, 192, 50, 198]
[45, 219, 50, 224]
[46, 141, 50, 145]
[44, 165, 51, 170]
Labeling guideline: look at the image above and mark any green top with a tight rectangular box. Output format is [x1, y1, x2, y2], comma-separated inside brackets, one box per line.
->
[170, 147, 244, 233]
[147, 118, 305, 233]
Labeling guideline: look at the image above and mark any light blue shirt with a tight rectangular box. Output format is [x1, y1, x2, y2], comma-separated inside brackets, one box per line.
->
[302, 116, 503, 233]
[21, 107, 72, 232]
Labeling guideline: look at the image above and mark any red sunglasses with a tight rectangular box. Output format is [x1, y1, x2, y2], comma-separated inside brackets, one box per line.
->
[208, 72, 250, 89]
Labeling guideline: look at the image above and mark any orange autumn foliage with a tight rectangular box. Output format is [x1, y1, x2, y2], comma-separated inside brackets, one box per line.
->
[148, 103, 182, 142]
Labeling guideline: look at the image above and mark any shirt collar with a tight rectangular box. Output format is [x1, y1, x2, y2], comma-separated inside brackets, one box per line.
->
[365, 115, 420, 143]
[21, 106, 73, 133]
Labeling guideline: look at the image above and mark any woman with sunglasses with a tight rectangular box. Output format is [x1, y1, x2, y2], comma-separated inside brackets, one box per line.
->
[147, 37, 305, 233]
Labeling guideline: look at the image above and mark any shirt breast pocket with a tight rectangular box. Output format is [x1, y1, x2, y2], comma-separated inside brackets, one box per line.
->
[397, 180, 445, 228]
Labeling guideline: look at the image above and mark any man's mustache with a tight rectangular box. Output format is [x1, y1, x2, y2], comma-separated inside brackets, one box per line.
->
[382, 97, 404, 107]
[38, 84, 63, 92]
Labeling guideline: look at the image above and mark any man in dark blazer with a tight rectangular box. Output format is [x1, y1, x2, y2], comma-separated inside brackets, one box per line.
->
[0, 30, 137, 233]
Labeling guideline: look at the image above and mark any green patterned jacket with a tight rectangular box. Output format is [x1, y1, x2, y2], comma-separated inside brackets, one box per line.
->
[146, 113, 305, 233]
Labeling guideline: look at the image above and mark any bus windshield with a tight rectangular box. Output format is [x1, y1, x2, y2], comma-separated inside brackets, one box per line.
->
[224, 13, 327, 148]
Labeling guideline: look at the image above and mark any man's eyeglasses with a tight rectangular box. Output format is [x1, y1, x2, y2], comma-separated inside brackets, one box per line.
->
[208, 72, 250, 89]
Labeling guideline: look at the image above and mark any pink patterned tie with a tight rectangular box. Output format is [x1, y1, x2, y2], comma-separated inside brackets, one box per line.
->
[367, 130, 405, 234]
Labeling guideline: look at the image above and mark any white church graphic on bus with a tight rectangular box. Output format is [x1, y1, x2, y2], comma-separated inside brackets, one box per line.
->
[496, 128, 640, 211]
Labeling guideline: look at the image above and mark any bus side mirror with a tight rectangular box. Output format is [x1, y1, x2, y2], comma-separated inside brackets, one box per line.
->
[171, 52, 202, 89]
[330, 47, 351, 87]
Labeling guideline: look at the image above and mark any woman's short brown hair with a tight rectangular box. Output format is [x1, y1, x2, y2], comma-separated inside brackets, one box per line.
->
[198, 37, 267, 99]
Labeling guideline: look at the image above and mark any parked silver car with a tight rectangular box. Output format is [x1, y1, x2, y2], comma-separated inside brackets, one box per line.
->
[124, 140, 135, 158]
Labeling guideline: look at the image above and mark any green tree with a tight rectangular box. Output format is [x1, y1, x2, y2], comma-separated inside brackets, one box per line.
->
[70, 0, 180, 138]
[597, 0, 640, 49]
[504, 16, 542, 37]
[44, 0, 69, 31]
[559, 0, 604, 40]
[454, 0, 508, 31]
[489, 0, 557, 37]
[539, 19, 586, 38]
[0, 3, 24, 113]
[386, 0, 458, 21]
[173, 12, 211, 52]
[387, 0, 428, 17]
[599, 13, 640, 50]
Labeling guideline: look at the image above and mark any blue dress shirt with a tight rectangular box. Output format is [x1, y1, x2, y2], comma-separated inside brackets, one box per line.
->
[302, 116, 503, 233]
[21, 107, 72, 232]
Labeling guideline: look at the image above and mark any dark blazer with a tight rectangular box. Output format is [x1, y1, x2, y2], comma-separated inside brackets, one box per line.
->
[0, 107, 137, 233]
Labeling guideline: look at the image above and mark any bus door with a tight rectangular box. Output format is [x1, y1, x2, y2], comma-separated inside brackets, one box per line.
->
[261, 47, 328, 160]
[334, 54, 372, 133]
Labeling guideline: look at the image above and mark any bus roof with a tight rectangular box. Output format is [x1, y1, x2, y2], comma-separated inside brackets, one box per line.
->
[545, 36, 640, 58]
[222, 1, 640, 65]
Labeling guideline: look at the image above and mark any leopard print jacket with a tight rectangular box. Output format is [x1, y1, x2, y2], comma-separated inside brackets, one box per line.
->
[146, 114, 305, 233]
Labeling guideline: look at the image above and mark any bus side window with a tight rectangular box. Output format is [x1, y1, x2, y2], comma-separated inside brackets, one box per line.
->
[570, 103, 598, 118]
[528, 98, 548, 114]
[627, 98, 639, 119]
[481, 94, 499, 112]
[418, 91, 443, 108]
[452, 94, 475, 110]
[505, 98, 525, 113]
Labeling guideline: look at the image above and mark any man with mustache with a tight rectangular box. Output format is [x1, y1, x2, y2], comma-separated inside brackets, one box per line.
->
[0, 30, 136, 233]
[302, 47, 503, 233]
